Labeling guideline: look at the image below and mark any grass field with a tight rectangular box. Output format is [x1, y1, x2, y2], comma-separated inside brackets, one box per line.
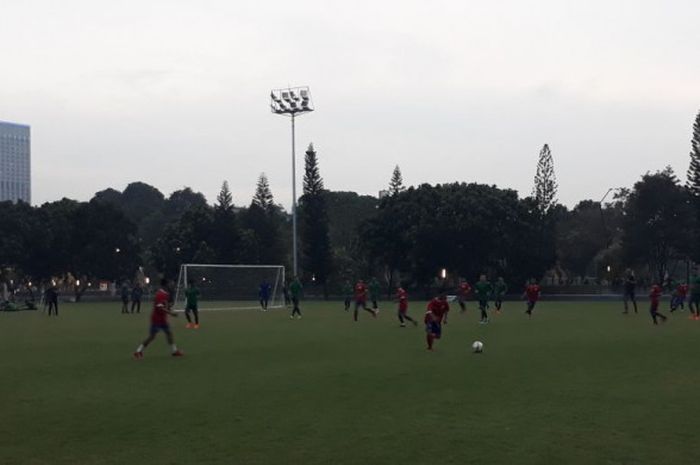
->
[1, 300, 700, 465]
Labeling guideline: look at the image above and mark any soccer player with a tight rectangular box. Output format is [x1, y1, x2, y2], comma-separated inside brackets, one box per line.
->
[45, 284, 59, 316]
[290, 277, 302, 319]
[130, 283, 143, 314]
[688, 273, 700, 320]
[493, 277, 508, 313]
[353, 279, 377, 321]
[120, 281, 130, 314]
[456, 279, 472, 313]
[474, 274, 493, 324]
[396, 285, 417, 327]
[342, 280, 353, 311]
[649, 283, 667, 325]
[369, 277, 381, 311]
[670, 281, 689, 313]
[424, 293, 450, 351]
[259, 280, 271, 311]
[184, 280, 200, 329]
[623, 269, 638, 314]
[133, 278, 183, 359]
[523, 278, 541, 318]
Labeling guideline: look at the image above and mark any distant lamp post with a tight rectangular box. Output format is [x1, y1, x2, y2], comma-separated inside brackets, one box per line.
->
[115, 247, 121, 253]
[145, 277, 150, 285]
[606, 265, 612, 273]
[270, 86, 314, 277]
[440, 268, 447, 279]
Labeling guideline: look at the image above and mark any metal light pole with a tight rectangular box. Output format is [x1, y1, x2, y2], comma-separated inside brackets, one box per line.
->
[270, 86, 314, 278]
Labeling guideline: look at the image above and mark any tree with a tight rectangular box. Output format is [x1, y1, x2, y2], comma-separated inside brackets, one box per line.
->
[388, 165, 405, 196]
[252, 173, 274, 211]
[299, 143, 333, 294]
[533, 144, 558, 216]
[556, 201, 610, 277]
[216, 181, 233, 211]
[686, 111, 700, 196]
[621, 167, 694, 281]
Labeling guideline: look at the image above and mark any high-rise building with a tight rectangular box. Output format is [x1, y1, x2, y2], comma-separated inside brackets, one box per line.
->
[0, 121, 31, 203]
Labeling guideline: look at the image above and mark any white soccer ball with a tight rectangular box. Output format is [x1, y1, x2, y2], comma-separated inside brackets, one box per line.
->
[472, 341, 484, 353]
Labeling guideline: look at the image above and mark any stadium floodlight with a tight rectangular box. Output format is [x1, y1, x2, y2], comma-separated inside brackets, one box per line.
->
[270, 86, 314, 277]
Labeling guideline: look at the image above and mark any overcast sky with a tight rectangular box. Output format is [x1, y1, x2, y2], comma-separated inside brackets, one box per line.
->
[1, 0, 699, 209]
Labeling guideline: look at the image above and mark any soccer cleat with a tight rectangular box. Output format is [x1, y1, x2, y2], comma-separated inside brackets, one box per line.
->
[133, 351, 143, 360]
[290, 315, 294, 319]
[172, 350, 184, 357]
[185, 323, 193, 329]
[193, 324, 200, 329]
[400, 323, 406, 327]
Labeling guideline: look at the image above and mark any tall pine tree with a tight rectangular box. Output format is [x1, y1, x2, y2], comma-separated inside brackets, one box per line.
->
[686, 111, 700, 196]
[216, 181, 233, 212]
[213, 180, 240, 262]
[299, 143, 332, 294]
[533, 144, 558, 216]
[252, 173, 274, 211]
[388, 165, 405, 195]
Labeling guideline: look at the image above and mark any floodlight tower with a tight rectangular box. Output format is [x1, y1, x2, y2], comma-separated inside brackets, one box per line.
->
[270, 86, 314, 277]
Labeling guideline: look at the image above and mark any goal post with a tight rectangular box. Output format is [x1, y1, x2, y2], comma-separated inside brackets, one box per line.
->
[173, 264, 286, 311]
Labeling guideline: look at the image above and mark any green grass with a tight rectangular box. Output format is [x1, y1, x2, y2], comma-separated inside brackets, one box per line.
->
[1, 300, 699, 465]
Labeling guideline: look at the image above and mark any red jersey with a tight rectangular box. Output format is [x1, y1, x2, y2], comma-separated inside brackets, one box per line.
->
[525, 284, 541, 302]
[425, 298, 449, 323]
[649, 285, 662, 305]
[397, 288, 408, 311]
[677, 284, 689, 297]
[354, 282, 367, 302]
[458, 282, 471, 297]
[151, 288, 170, 325]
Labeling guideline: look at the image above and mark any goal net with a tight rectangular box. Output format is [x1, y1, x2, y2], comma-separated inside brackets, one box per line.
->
[173, 264, 285, 311]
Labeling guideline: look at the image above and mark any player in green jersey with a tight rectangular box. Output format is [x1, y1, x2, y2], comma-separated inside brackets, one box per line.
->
[184, 280, 200, 329]
[473, 274, 493, 324]
[493, 277, 508, 313]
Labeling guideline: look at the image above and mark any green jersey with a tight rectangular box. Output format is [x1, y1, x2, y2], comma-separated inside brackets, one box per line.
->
[691, 276, 700, 296]
[185, 287, 200, 307]
[290, 281, 302, 298]
[369, 280, 381, 299]
[474, 281, 492, 301]
[494, 281, 508, 297]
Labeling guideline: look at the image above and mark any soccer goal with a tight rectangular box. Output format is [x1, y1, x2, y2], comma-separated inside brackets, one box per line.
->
[173, 264, 285, 311]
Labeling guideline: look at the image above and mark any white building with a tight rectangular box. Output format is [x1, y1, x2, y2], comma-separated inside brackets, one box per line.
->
[0, 121, 31, 203]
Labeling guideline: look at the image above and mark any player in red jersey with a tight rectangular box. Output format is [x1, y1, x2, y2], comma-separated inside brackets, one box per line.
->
[649, 283, 667, 325]
[133, 279, 183, 359]
[424, 294, 449, 350]
[522, 278, 541, 318]
[670, 281, 689, 312]
[353, 279, 377, 321]
[396, 286, 417, 327]
[457, 280, 471, 313]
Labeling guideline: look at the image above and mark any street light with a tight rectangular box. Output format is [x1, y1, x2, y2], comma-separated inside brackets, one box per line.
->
[271, 85, 314, 277]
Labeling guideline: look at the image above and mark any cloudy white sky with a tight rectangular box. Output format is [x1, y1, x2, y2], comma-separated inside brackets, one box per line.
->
[1, 0, 699, 208]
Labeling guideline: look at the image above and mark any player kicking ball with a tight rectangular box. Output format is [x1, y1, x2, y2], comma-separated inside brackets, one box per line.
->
[424, 293, 449, 351]
[396, 286, 417, 327]
[523, 278, 541, 318]
[134, 279, 183, 359]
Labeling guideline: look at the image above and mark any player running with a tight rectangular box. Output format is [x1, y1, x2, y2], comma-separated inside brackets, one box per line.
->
[623, 269, 638, 314]
[424, 293, 450, 351]
[184, 280, 200, 329]
[369, 277, 381, 311]
[493, 277, 508, 313]
[649, 283, 667, 325]
[523, 278, 541, 318]
[133, 279, 183, 359]
[456, 280, 471, 313]
[342, 280, 353, 311]
[669, 281, 689, 313]
[396, 286, 417, 327]
[290, 277, 302, 319]
[353, 279, 378, 321]
[473, 274, 493, 324]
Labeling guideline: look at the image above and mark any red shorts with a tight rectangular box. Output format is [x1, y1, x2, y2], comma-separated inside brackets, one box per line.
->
[399, 303, 408, 313]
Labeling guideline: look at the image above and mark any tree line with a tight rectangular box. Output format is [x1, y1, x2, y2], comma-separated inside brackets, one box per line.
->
[2, 112, 700, 295]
